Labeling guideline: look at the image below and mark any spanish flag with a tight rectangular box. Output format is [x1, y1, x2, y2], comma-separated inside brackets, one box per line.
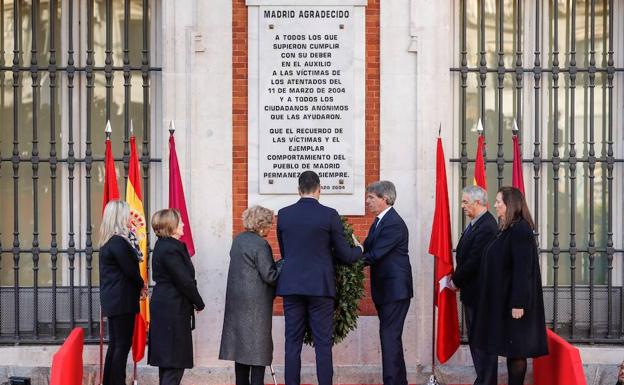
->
[127, 133, 149, 363]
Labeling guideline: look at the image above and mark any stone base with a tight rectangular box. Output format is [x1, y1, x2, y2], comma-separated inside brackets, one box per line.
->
[0, 363, 619, 385]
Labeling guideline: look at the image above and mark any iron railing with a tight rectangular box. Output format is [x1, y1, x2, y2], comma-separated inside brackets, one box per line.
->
[0, 0, 160, 344]
[451, 0, 624, 343]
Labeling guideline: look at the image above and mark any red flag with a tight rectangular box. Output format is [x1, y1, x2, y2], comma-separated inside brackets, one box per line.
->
[169, 132, 195, 256]
[102, 136, 120, 212]
[512, 134, 525, 195]
[428, 138, 460, 363]
[474, 133, 487, 190]
[127, 135, 149, 362]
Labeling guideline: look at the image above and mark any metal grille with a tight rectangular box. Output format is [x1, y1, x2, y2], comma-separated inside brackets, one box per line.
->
[452, 0, 624, 343]
[0, 0, 160, 344]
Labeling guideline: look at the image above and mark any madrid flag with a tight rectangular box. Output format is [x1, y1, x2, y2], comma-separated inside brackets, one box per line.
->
[428, 138, 460, 363]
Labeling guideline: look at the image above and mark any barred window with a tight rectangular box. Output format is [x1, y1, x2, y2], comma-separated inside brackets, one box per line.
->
[453, 0, 623, 342]
[0, 0, 160, 343]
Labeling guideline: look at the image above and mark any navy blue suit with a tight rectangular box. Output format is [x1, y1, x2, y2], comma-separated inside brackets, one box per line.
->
[277, 197, 362, 385]
[363, 207, 413, 385]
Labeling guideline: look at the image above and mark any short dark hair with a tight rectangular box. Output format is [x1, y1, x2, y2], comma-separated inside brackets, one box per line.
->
[298, 171, 320, 194]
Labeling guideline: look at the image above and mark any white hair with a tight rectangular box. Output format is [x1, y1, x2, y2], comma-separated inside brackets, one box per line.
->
[462, 185, 488, 206]
[99, 200, 130, 247]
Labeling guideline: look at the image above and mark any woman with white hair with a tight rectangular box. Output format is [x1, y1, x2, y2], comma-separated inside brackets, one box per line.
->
[219, 205, 281, 385]
[99, 200, 145, 385]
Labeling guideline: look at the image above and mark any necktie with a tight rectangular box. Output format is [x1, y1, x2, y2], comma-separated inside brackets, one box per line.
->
[369, 217, 380, 236]
[464, 222, 473, 236]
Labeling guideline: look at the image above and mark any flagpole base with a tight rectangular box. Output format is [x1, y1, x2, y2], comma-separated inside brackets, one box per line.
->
[427, 374, 441, 385]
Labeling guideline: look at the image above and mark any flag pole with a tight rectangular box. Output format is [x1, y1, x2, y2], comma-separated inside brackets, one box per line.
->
[428, 125, 442, 385]
[100, 120, 112, 385]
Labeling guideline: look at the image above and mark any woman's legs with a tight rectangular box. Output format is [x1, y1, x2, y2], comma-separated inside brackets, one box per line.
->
[507, 357, 527, 385]
[235, 362, 266, 385]
[104, 314, 135, 385]
[250, 365, 266, 385]
[235, 362, 251, 385]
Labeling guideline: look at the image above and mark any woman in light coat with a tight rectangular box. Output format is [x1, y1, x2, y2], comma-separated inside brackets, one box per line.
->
[219, 205, 280, 385]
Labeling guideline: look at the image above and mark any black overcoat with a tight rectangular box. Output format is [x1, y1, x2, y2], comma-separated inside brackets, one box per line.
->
[471, 219, 548, 358]
[219, 231, 279, 366]
[148, 237, 205, 369]
[452, 211, 498, 307]
[99, 235, 144, 317]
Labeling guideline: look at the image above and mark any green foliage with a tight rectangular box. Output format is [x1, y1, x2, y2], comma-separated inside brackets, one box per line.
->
[303, 217, 365, 346]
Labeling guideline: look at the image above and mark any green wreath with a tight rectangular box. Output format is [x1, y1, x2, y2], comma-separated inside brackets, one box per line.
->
[304, 216, 365, 346]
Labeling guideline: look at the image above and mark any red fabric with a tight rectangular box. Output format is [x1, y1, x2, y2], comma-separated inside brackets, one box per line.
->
[50, 327, 84, 385]
[102, 139, 120, 212]
[512, 134, 525, 195]
[428, 138, 460, 363]
[168, 134, 196, 256]
[533, 329, 587, 385]
[132, 312, 147, 362]
[474, 134, 487, 190]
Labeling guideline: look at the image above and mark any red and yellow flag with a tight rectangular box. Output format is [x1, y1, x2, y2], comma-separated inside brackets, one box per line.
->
[127, 135, 149, 362]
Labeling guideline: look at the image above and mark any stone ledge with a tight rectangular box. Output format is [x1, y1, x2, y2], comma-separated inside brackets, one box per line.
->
[0, 364, 620, 385]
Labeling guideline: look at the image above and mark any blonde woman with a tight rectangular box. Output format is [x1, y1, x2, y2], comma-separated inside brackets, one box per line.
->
[148, 208, 205, 385]
[219, 205, 280, 385]
[99, 200, 145, 385]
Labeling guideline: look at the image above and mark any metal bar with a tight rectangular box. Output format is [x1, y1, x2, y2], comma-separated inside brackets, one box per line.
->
[0, 0, 4, 337]
[142, 0, 152, 285]
[123, 0, 130, 185]
[0, 65, 162, 71]
[605, 0, 614, 338]
[496, 0, 504, 188]
[105, 0, 112, 121]
[478, 0, 487, 162]
[66, 0, 77, 331]
[458, 0, 468, 253]
[551, 0, 561, 334]
[85, 0, 95, 335]
[31, 0, 41, 340]
[587, 0, 596, 340]
[568, 0, 578, 340]
[12, 0, 21, 340]
[49, 0, 58, 340]
[533, 0, 542, 243]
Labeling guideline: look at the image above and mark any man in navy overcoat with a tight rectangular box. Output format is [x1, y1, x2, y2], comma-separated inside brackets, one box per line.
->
[277, 171, 363, 385]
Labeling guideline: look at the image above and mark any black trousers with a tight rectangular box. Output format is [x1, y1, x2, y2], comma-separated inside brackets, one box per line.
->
[235, 362, 266, 385]
[465, 305, 498, 385]
[103, 313, 135, 385]
[158, 368, 185, 385]
[283, 295, 334, 385]
[376, 299, 410, 385]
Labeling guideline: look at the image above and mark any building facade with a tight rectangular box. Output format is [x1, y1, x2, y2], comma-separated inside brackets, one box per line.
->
[1, 0, 623, 384]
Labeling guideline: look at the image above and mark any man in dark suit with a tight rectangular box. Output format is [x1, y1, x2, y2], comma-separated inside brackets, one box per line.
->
[450, 185, 498, 385]
[360, 181, 413, 385]
[276, 171, 363, 385]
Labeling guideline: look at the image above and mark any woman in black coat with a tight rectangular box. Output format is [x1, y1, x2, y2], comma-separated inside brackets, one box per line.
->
[99, 200, 145, 385]
[471, 187, 548, 385]
[219, 205, 280, 385]
[148, 209, 205, 385]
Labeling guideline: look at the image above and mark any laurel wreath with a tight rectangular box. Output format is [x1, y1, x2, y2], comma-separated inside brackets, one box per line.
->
[304, 216, 365, 346]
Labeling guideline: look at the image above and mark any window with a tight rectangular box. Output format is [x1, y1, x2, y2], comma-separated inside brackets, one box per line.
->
[452, 0, 624, 342]
[0, 0, 160, 343]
